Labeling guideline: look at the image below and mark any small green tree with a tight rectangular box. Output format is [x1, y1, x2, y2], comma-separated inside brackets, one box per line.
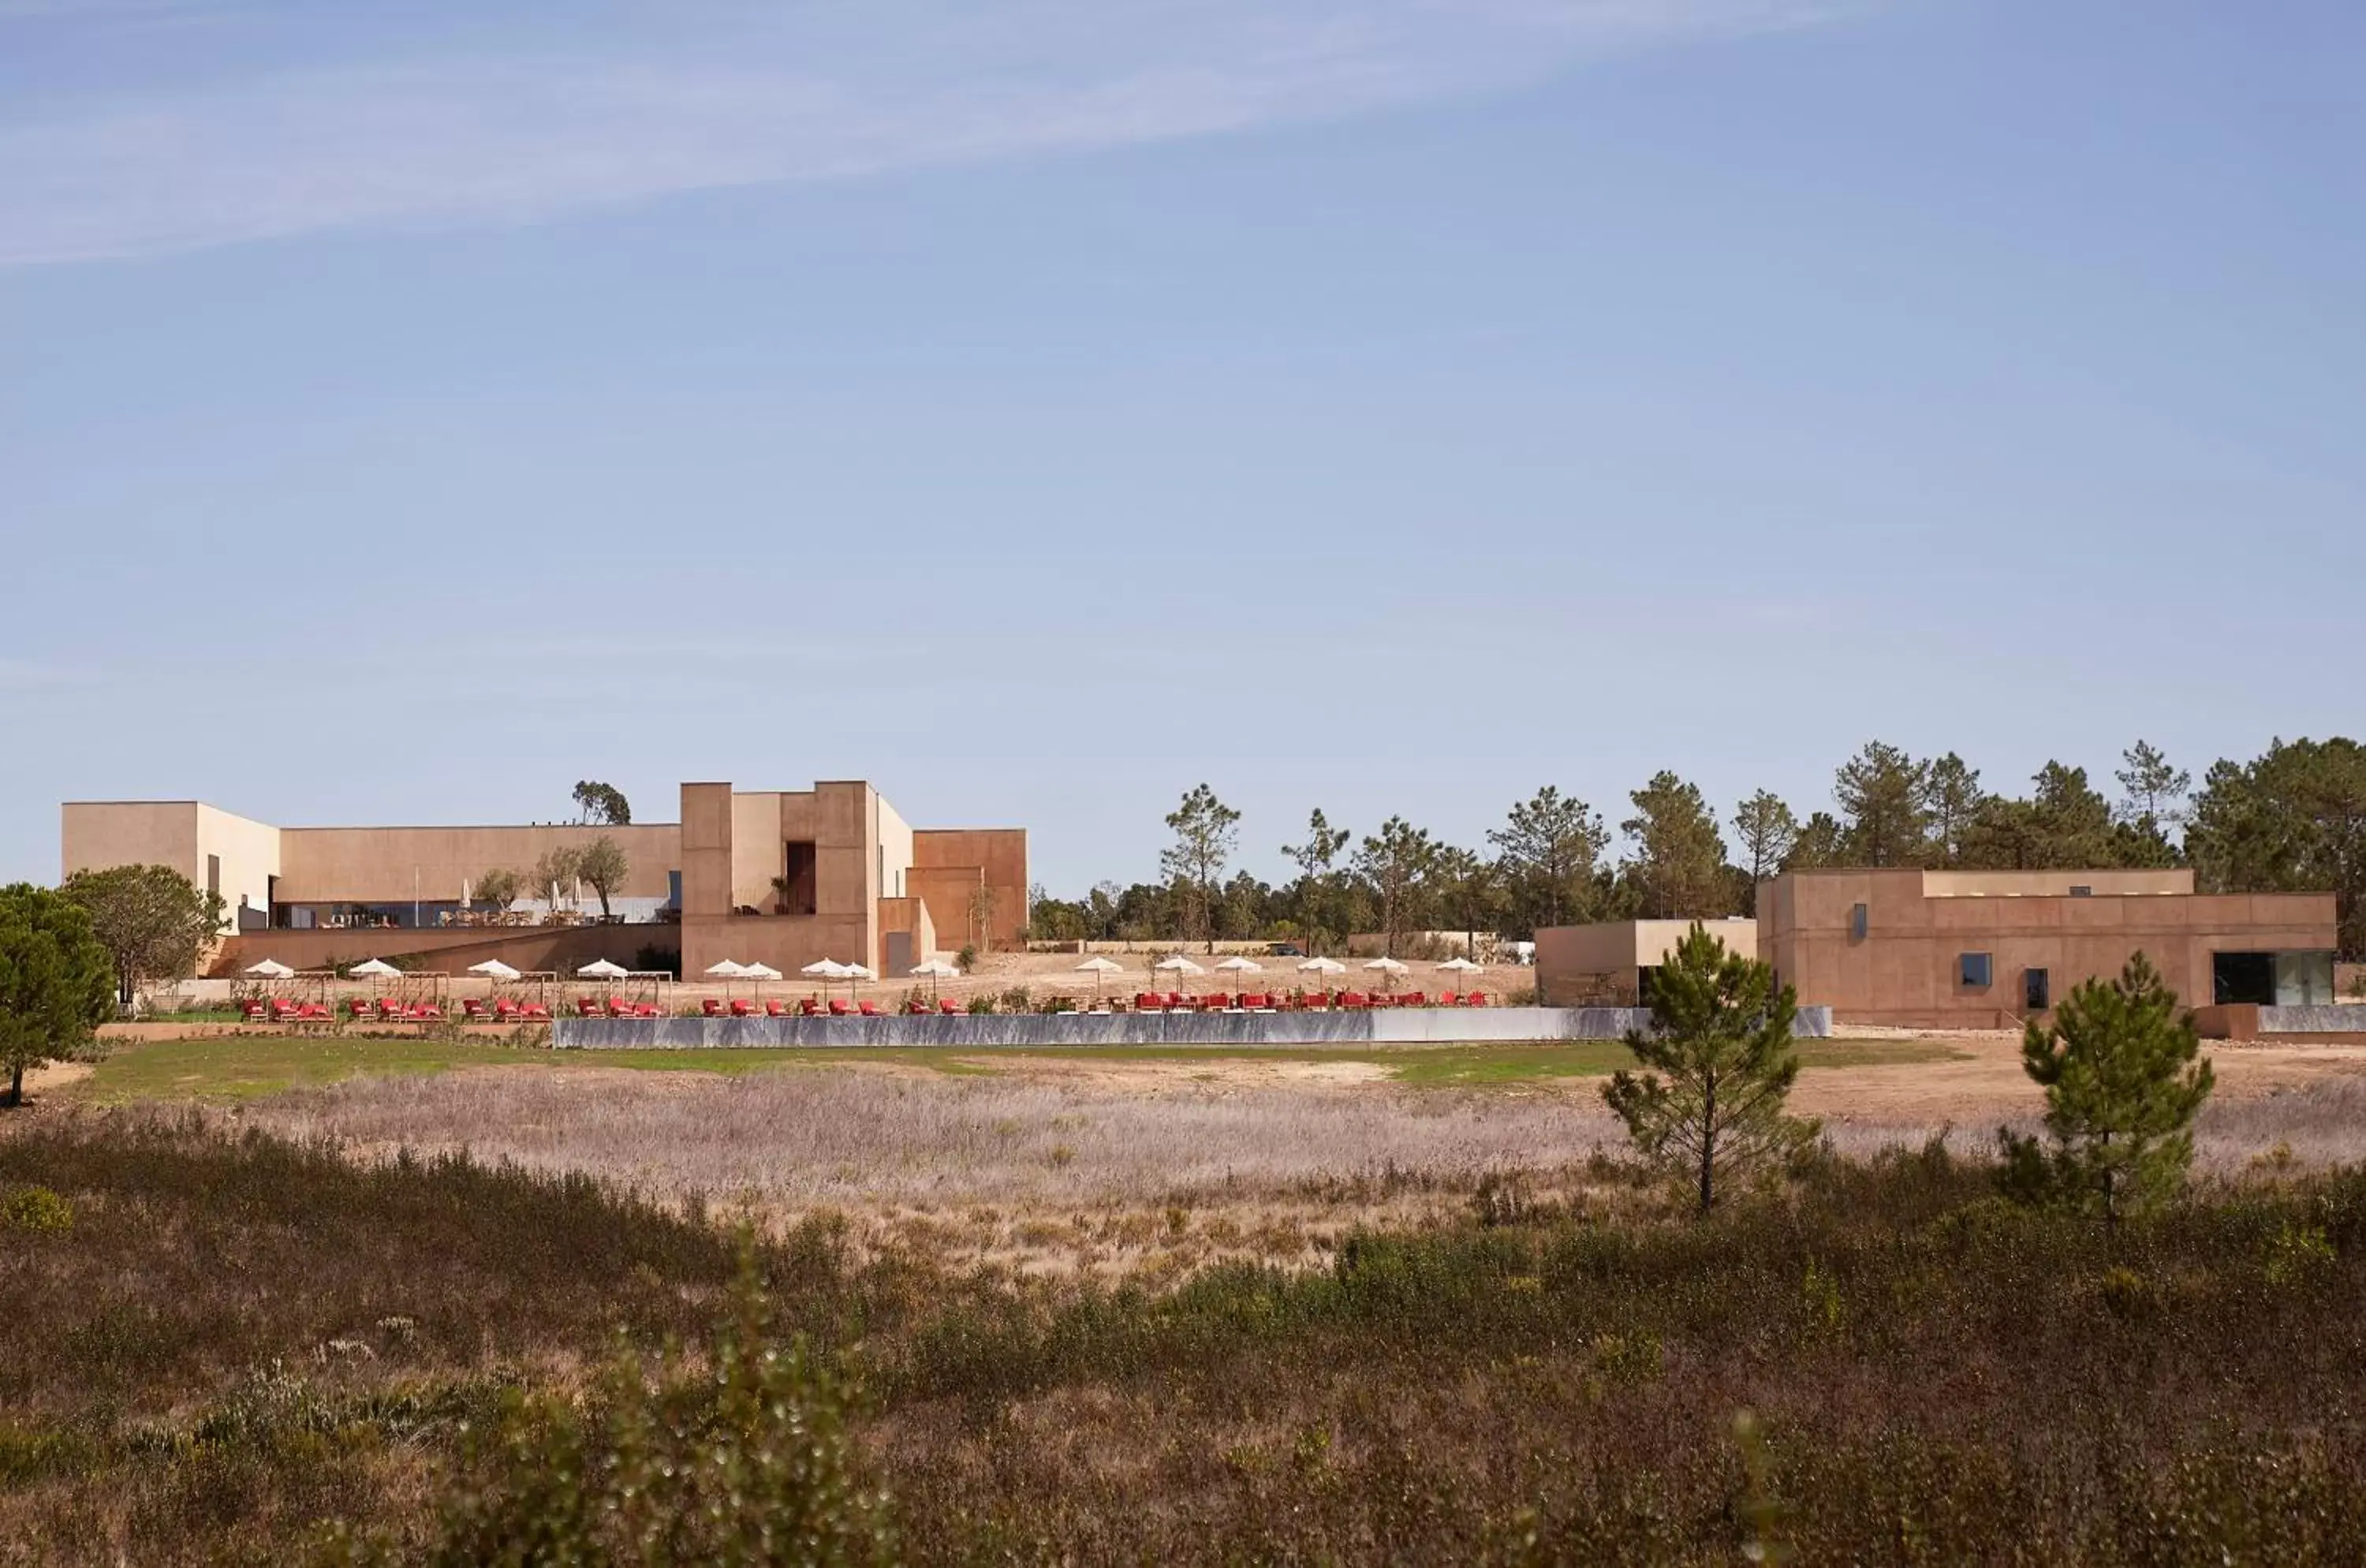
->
[1161, 784, 1241, 954]
[578, 836, 629, 922]
[570, 780, 633, 826]
[0, 884, 115, 1107]
[475, 867, 523, 914]
[1998, 952, 2214, 1226]
[1603, 924, 1818, 1213]
[532, 844, 586, 914]
[58, 863, 226, 1006]
[1353, 816, 1438, 958]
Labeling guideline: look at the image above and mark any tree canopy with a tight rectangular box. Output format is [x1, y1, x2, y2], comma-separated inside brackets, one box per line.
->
[1618, 771, 1728, 920]
[1487, 786, 1607, 936]
[571, 781, 632, 827]
[2187, 737, 2366, 959]
[578, 836, 630, 921]
[1602, 924, 1818, 1213]
[1160, 785, 1241, 954]
[1999, 953, 2213, 1226]
[0, 883, 114, 1106]
[58, 863, 226, 1006]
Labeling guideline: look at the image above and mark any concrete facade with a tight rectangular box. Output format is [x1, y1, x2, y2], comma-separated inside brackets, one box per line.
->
[62, 780, 1026, 981]
[1534, 918, 1760, 1006]
[1759, 868, 2338, 1029]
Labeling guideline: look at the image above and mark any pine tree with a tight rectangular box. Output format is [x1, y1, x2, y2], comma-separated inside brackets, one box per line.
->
[1834, 741, 1932, 868]
[1619, 771, 1729, 918]
[1998, 953, 2214, 1227]
[1602, 924, 1819, 1213]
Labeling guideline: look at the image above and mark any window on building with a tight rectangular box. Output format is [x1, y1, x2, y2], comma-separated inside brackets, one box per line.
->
[2069, 885, 2093, 898]
[1960, 952, 1993, 988]
[2274, 950, 2338, 1007]
[2212, 951, 2275, 1006]
[1850, 903, 1868, 940]
[206, 853, 220, 898]
[2025, 968, 2051, 1012]
[777, 842, 818, 916]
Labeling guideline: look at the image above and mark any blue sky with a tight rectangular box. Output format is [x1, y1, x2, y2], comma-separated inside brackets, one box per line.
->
[2, 0, 2360, 894]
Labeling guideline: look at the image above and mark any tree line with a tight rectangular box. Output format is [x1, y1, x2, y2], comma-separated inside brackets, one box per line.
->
[1028, 736, 2366, 959]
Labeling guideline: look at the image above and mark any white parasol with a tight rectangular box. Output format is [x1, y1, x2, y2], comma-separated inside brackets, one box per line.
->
[1073, 954, 1122, 999]
[577, 958, 629, 979]
[244, 958, 295, 979]
[468, 959, 522, 981]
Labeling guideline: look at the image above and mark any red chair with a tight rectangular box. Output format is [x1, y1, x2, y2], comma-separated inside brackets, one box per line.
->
[375, 999, 401, 1021]
[858, 1000, 881, 1017]
[576, 997, 600, 1017]
[767, 999, 789, 1017]
[730, 999, 754, 1017]
[1466, 992, 1490, 1007]
[346, 998, 371, 1020]
[1439, 992, 1462, 1008]
[1136, 992, 1162, 1011]
[520, 1002, 551, 1021]
[494, 999, 520, 1021]
[828, 999, 851, 1016]
[462, 999, 487, 1021]
[241, 999, 267, 1022]
[939, 999, 961, 1014]
[414, 1003, 443, 1022]
[701, 999, 725, 1017]
[799, 998, 823, 1017]
[302, 1002, 334, 1021]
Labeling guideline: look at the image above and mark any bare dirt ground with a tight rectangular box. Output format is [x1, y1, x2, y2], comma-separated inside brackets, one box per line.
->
[215, 1032, 2366, 1280]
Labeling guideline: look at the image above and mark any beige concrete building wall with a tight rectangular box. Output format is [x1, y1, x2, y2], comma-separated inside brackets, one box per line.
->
[912, 827, 1028, 951]
[276, 823, 677, 905]
[1535, 918, 1758, 1005]
[678, 783, 735, 922]
[195, 804, 284, 928]
[1761, 869, 2338, 1028]
[875, 793, 913, 901]
[1920, 869, 2193, 899]
[730, 792, 785, 911]
[63, 801, 203, 885]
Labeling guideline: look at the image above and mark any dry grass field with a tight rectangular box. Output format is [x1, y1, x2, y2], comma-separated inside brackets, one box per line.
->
[183, 1029, 2366, 1280]
[12, 1024, 2366, 1561]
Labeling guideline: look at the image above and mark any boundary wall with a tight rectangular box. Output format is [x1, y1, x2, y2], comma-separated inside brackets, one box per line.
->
[555, 1006, 1834, 1050]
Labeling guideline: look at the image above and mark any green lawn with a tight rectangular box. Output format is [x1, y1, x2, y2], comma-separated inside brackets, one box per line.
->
[71, 1032, 1965, 1103]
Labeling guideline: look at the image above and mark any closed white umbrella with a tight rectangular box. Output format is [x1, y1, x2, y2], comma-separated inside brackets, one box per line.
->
[244, 958, 295, 979]
[577, 958, 629, 979]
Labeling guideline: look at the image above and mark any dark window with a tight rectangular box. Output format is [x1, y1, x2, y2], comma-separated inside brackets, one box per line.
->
[2069, 885, 2093, 898]
[778, 842, 819, 916]
[1960, 952, 1993, 987]
[2025, 968, 2051, 1011]
[206, 853, 220, 898]
[1850, 903, 1868, 940]
[2213, 951, 2276, 1006]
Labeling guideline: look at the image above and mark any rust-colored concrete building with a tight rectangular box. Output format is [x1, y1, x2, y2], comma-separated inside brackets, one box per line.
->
[1534, 918, 1759, 1006]
[1757, 868, 2338, 1029]
[61, 782, 1026, 980]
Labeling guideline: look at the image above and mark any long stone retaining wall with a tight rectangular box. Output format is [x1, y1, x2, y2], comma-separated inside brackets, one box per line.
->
[554, 1005, 1834, 1051]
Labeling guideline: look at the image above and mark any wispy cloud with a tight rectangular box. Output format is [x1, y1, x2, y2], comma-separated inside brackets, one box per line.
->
[0, 1, 1867, 267]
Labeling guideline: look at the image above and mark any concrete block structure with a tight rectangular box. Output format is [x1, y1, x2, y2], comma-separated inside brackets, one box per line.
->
[61, 782, 1025, 981]
[1757, 868, 2338, 1029]
[1533, 919, 1760, 1006]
